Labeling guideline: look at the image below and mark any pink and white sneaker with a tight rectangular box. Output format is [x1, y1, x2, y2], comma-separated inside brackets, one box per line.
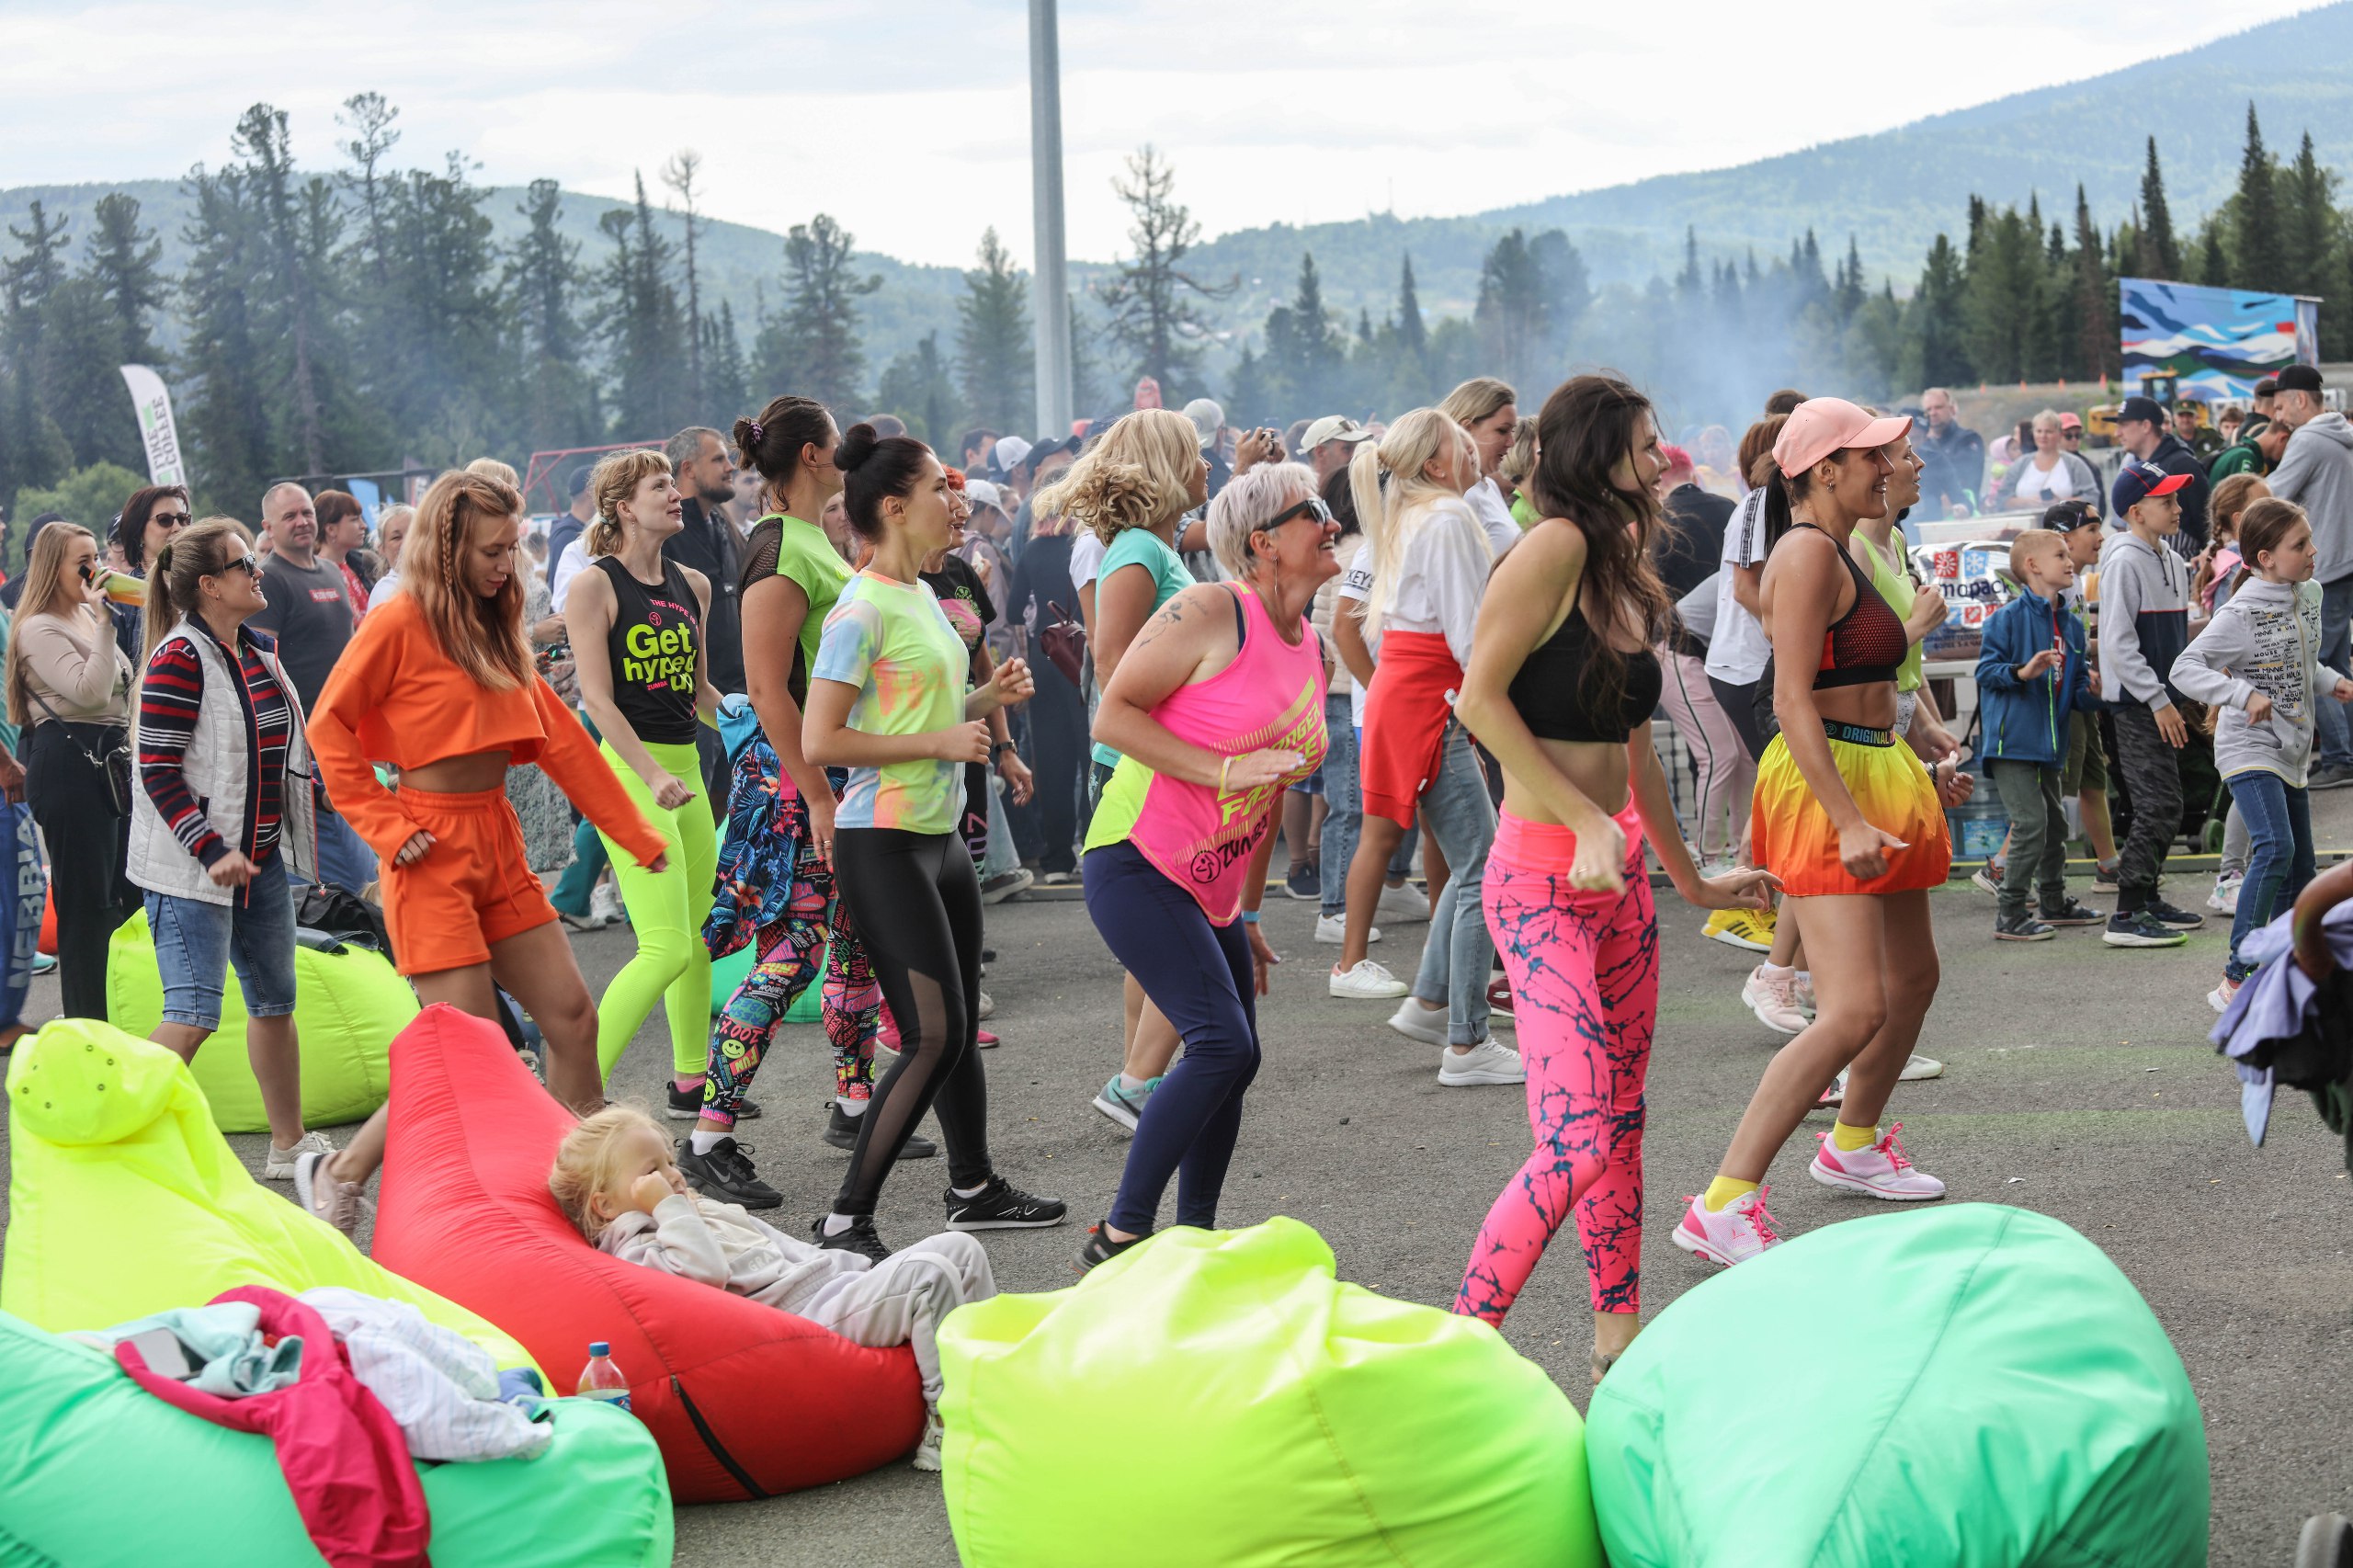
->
[1741, 965, 1806, 1036]
[1808, 1122, 1946, 1200]
[1672, 1186, 1783, 1267]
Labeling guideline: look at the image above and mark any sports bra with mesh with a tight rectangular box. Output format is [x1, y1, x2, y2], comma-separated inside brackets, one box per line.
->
[1507, 600, 1663, 742]
[1794, 523, 1908, 689]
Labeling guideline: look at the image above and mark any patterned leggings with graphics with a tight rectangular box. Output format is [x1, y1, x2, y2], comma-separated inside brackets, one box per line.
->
[1455, 801, 1658, 1325]
[701, 762, 881, 1127]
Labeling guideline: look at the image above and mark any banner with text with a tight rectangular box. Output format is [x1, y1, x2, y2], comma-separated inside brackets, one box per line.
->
[119, 364, 188, 489]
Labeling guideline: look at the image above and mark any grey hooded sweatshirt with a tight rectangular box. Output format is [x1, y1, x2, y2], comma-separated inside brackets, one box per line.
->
[2169, 577, 2350, 786]
[2268, 413, 2353, 585]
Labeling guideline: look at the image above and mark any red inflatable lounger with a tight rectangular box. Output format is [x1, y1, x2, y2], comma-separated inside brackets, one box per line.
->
[369, 1005, 925, 1502]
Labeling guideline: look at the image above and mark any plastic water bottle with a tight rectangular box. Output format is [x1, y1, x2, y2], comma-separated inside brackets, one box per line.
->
[577, 1342, 631, 1415]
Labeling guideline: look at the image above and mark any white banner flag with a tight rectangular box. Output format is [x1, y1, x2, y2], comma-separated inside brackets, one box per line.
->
[119, 364, 188, 489]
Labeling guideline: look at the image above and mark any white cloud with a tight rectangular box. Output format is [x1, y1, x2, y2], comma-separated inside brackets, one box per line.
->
[0, 0, 2325, 266]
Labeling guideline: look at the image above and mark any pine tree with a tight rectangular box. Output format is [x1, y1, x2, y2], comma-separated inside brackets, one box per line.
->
[660, 149, 709, 415]
[0, 200, 76, 497]
[1263, 251, 1347, 414]
[1098, 146, 1230, 396]
[2135, 137, 2180, 278]
[231, 104, 333, 474]
[1675, 228, 1703, 301]
[1835, 235, 1866, 321]
[702, 299, 750, 426]
[176, 164, 274, 511]
[2234, 103, 2286, 291]
[336, 93, 401, 290]
[595, 174, 691, 440]
[1960, 203, 2040, 383]
[505, 178, 599, 450]
[83, 194, 165, 366]
[2199, 226, 2229, 288]
[2281, 131, 2338, 301]
[953, 228, 1032, 433]
[1067, 294, 1104, 422]
[1527, 229, 1590, 362]
[875, 331, 959, 449]
[1474, 229, 1547, 392]
[2071, 187, 2116, 382]
[1225, 341, 1268, 428]
[750, 213, 880, 416]
[1394, 254, 1427, 358]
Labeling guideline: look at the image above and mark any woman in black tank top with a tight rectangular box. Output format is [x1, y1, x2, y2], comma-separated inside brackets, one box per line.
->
[563, 449, 724, 1093]
[1678, 399, 1959, 1275]
[1451, 375, 1775, 1376]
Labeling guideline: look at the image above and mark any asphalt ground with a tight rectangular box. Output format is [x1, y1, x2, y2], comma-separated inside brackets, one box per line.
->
[7, 797, 2353, 1566]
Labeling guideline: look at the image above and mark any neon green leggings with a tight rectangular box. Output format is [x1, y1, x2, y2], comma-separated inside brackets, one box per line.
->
[595, 738, 718, 1078]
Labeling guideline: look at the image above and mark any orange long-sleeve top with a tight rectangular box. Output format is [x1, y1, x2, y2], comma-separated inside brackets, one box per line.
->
[308, 591, 667, 868]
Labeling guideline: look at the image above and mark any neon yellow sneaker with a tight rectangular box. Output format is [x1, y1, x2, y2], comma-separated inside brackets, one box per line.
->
[1702, 905, 1776, 953]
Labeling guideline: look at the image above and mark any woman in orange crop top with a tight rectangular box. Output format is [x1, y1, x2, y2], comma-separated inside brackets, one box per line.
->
[290, 469, 667, 1235]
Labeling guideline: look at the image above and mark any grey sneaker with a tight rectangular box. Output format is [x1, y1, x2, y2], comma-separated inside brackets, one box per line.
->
[1438, 1039, 1526, 1086]
[1091, 1074, 1161, 1133]
[2310, 762, 2353, 790]
[263, 1130, 335, 1183]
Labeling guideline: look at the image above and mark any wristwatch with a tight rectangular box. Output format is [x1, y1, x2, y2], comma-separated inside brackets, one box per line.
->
[988, 740, 1012, 761]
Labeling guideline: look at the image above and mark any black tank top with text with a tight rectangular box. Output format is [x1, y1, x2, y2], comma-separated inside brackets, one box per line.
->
[594, 556, 701, 744]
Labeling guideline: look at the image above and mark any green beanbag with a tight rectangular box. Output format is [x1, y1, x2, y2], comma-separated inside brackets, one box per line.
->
[3, 1018, 532, 1377]
[1586, 1205, 2208, 1567]
[937, 1218, 1600, 1568]
[708, 939, 823, 1023]
[0, 1307, 674, 1567]
[106, 908, 416, 1132]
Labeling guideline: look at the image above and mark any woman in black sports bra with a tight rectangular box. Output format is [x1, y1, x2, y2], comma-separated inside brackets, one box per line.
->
[1676, 399, 1957, 1275]
[1452, 374, 1775, 1379]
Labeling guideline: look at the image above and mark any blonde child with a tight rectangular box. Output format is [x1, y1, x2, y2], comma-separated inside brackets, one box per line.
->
[2172, 499, 2353, 1014]
[550, 1108, 994, 1470]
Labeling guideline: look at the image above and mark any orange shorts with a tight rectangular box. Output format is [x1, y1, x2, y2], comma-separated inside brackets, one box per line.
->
[381, 786, 558, 975]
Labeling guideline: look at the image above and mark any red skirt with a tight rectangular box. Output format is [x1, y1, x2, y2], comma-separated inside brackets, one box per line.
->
[1358, 631, 1461, 829]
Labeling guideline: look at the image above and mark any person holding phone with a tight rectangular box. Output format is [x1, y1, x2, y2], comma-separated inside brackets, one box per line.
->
[6, 522, 137, 1018]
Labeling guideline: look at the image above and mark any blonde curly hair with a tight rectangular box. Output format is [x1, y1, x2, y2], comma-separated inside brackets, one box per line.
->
[548, 1105, 665, 1242]
[1029, 409, 1202, 545]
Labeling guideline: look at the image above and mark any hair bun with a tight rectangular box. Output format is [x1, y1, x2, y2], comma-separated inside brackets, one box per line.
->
[731, 415, 761, 456]
[835, 422, 881, 474]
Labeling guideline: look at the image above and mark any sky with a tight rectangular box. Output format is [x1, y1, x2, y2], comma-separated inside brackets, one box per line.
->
[0, 0, 2329, 269]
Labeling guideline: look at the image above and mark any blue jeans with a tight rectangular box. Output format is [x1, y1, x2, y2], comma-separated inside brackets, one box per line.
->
[147, 859, 299, 1029]
[2224, 770, 2314, 983]
[1319, 694, 1360, 920]
[2317, 574, 2353, 770]
[1409, 722, 1496, 1045]
[310, 809, 378, 893]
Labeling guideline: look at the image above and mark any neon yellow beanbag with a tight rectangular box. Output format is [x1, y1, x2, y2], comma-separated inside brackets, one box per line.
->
[106, 909, 416, 1132]
[937, 1218, 1600, 1568]
[1, 1017, 533, 1376]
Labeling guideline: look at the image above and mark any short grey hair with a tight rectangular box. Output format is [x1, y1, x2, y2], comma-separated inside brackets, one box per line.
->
[259, 480, 311, 519]
[665, 426, 723, 472]
[1208, 461, 1317, 581]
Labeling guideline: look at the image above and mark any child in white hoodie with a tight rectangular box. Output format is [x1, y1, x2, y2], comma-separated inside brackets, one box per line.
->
[551, 1107, 995, 1470]
[2172, 498, 2353, 1014]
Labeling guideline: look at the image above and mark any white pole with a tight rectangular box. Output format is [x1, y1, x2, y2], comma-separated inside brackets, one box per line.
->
[1029, 0, 1074, 437]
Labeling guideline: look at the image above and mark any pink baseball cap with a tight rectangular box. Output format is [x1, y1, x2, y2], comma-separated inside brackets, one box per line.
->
[1772, 398, 1912, 476]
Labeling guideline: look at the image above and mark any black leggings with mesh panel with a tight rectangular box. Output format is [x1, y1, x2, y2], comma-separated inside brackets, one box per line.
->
[829, 826, 993, 1214]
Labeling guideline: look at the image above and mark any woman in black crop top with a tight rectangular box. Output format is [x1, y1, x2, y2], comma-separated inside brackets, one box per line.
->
[1677, 399, 1959, 1276]
[564, 449, 724, 1092]
[1451, 375, 1776, 1376]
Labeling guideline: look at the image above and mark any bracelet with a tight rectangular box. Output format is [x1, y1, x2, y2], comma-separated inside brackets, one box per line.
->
[1218, 755, 1233, 794]
[1241, 909, 1261, 924]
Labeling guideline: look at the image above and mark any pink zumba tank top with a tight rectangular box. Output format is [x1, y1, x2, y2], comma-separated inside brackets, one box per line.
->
[1085, 585, 1329, 923]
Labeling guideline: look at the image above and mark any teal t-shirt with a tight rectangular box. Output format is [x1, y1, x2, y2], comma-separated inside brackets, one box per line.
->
[1089, 528, 1196, 768]
[812, 572, 970, 835]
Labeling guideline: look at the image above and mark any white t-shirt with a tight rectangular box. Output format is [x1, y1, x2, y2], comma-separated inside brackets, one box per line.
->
[1336, 541, 1378, 726]
[550, 538, 593, 614]
[1704, 488, 1773, 686]
[1067, 530, 1108, 594]
[1465, 477, 1522, 558]
[1336, 498, 1492, 722]
[2012, 456, 2078, 505]
[367, 569, 403, 609]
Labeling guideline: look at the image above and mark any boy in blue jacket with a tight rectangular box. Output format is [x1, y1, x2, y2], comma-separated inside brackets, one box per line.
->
[1975, 528, 2106, 940]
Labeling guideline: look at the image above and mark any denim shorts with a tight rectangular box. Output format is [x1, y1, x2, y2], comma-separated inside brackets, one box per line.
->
[146, 859, 299, 1029]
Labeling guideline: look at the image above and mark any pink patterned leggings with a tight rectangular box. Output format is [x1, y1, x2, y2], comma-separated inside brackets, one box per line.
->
[1454, 806, 1658, 1324]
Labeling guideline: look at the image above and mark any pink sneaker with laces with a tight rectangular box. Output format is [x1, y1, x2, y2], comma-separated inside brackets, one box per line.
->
[1672, 1186, 1782, 1267]
[1808, 1122, 1946, 1200]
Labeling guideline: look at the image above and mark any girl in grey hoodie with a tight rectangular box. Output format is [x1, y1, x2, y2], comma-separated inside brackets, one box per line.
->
[2171, 499, 2353, 1009]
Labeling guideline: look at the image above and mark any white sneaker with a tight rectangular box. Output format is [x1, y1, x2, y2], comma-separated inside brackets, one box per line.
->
[1386, 997, 1448, 1047]
[1329, 960, 1410, 999]
[1897, 1052, 1944, 1081]
[912, 1407, 944, 1471]
[975, 989, 995, 1021]
[1437, 1038, 1525, 1086]
[263, 1130, 335, 1183]
[1741, 965, 1806, 1036]
[2207, 872, 2243, 914]
[1673, 1187, 1782, 1267]
[1808, 1123, 1946, 1200]
[1970, 865, 2006, 896]
[1377, 884, 1431, 924]
[589, 881, 624, 926]
[1315, 913, 1379, 945]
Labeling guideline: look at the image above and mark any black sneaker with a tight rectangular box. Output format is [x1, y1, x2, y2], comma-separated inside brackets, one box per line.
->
[944, 1175, 1068, 1230]
[674, 1137, 783, 1209]
[1284, 862, 1320, 901]
[2103, 911, 2188, 949]
[2144, 899, 2204, 929]
[1994, 911, 2055, 941]
[821, 1101, 936, 1158]
[2038, 896, 2105, 926]
[666, 1081, 760, 1120]
[1075, 1219, 1152, 1274]
[812, 1213, 892, 1263]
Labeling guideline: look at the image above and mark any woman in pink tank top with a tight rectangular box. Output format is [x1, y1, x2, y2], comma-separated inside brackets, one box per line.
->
[1074, 464, 1337, 1271]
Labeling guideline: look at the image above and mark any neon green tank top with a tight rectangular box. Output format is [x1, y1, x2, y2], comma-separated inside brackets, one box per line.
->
[1853, 531, 1924, 694]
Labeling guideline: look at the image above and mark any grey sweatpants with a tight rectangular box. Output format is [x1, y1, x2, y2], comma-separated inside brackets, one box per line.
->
[788, 1233, 995, 1403]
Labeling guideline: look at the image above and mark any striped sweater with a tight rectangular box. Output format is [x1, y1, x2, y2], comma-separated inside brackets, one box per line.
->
[137, 621, 292, 868]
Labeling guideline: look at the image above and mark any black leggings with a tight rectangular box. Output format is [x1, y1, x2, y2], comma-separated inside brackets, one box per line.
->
[830, 826, 992, 1213]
